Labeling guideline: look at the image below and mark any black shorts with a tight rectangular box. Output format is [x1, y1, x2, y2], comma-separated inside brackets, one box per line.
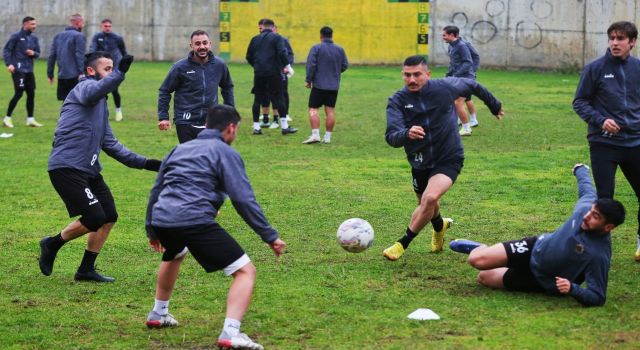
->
[12, 72, 35, 91]
[501, 236, 544, 292]
[176, 124, 205, 144]
[48, 168, 118, 222]
[153, 223, 248, 274]
[57, 78, 79, 101]
[308, 88, 338, 108]
[411, 158, 464, 194]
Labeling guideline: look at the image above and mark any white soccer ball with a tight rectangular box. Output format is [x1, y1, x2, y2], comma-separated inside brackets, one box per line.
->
[337, 218, 374, 253]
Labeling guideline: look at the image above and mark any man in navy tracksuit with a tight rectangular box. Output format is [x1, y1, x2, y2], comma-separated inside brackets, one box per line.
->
[47, 13, 86, 101]
[451, 164, 625, 307]
[302, 26, 349, 145]
[573, 21, 640, 262]
[91, 18, 127, 121]
[144, 105, 285, 350]
[382, 55, 503, 261]
[442, 25, 476, 136]
[246, 18, 297, 135]
[39, 52, 161, 282]
[2, 16, 43, 128]
[158, 30, 234, 144]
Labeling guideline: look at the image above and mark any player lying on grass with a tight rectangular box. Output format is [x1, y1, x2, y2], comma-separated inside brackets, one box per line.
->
[450, 164, 625, 306]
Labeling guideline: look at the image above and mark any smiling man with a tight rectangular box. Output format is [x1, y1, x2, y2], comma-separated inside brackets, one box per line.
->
[450, 164, 625, 307]
[573, 21, 640, 262]
[382, 55, 503, 261]
[158, 30, 234, 143]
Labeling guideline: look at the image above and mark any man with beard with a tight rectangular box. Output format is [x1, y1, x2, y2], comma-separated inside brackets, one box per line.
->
[158, 30, 234, 143]
[40, 51, 162, 282]
[3, 16, 43, 128]
[450, 164, 625, 307]
[382, 55, 503, 261]
[47, 13, 86, 101]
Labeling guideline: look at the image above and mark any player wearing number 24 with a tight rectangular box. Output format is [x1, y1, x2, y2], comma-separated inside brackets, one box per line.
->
[382, 55, 503, 262]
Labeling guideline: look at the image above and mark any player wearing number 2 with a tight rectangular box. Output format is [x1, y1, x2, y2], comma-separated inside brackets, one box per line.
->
[382, 55, 503, 261]
[449, 164, 625, 307]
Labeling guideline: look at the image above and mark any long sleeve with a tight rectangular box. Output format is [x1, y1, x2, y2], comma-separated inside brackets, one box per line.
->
[3, 34, 16, 66]
[102, 122, 147, 169]
[305, 46, 318, 84]
[74, 35, 86, 76]
[118, 36, 127, 56]
[47, 37, 57, 79]
[568, 257, 609, 306]
[90, 34, 99, 52]
[385, 95, 409, 148]
[157, 65, 179, 121]
[573, 65, 607, 128]
[32, 36, 40, 59]
[220, 64, 235, 107]
[145, 149, 176, 240]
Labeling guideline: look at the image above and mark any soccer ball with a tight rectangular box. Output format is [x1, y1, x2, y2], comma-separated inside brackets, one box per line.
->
[337, 218, 374, 253]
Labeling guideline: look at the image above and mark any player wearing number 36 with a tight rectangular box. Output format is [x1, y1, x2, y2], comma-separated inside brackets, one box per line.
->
[449, 164, 625, 307]
[382, 55, 504, 261]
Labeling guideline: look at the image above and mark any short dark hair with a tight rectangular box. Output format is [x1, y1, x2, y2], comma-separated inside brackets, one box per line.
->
[101, 18, 112, 24]
[22, 16, 35, 24]
[443, 25, 460, 37]
[258, 18, 267, 25]
[190, 30, 209, 40]
[320, 26, 333, 38]
[262, 19, 275, 28]
[403, 55, 428, 67]
[206, 105, 241, 131]
[607, 21, 638, 41]
[84, 51, 112, 73]
[595, 198, 626, 228]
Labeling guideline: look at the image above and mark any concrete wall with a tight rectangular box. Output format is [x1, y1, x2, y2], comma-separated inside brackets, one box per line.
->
[430, 0, 640, 70]
[0, 0, 638, 68]
[0, 0, 219, 61]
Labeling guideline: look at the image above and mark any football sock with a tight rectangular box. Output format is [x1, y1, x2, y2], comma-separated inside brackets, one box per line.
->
[462, 122, 471, 131]
[280, 117, 289, 129]
[470, 114, 477, 123]
[253, 122, 260, 130]
[48, 232, 67, 251]
[311, 129, 320, 138]
[115, 107, 122, 113]
[324, 131, 332, 142]
[398, 227, 417, 249]
[219, 318, 241, 339]
[78, 250, 98, 272]
[153, 299, 169, 315]
[262, 114, 269, 123]
[431, 214, 444, 232]
[637, 237, 640, 251]
[26, 117, 36, 123]
[273, 114, 279, 122]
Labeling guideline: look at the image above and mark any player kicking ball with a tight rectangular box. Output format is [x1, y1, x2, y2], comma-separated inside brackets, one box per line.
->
[450, 164, 625, 306]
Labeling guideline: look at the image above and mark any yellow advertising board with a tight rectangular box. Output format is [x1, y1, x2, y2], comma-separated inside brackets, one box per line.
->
[219, 0, 430, 64]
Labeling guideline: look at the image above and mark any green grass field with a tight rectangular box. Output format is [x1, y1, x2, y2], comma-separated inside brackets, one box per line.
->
[1, 60, 639, 349]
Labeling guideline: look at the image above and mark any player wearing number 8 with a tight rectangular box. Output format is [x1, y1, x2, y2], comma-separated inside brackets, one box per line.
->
[450, 165, 625, 306]
[382, 55, 503, 261]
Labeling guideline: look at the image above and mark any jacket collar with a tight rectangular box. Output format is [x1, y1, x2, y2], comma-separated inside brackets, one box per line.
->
[322, 38, 334, 44]
[65, 26, 81, 32]
[197, 128, 225, 141]
[605, 48, 630, 64]
[187, 51, 214, 64]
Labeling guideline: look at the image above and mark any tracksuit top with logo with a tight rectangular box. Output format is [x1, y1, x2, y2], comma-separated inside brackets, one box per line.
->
[3, 28, 40, 73]
[48, 71, 147, 176]
[385, 78, 502, 169]
[573, 49, 640, 147]
[47, 27, 85, 80]
[158, 51, 234, 126]
[90, 31, 127, 66]
[530, 166, 611, 306]
[446, 38, 475, 79]
[145, 129, 279, 244]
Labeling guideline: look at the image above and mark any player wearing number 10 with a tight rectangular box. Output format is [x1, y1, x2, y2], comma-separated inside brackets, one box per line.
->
[157, 30, 234, 144]
[382, 55, 504, 261]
